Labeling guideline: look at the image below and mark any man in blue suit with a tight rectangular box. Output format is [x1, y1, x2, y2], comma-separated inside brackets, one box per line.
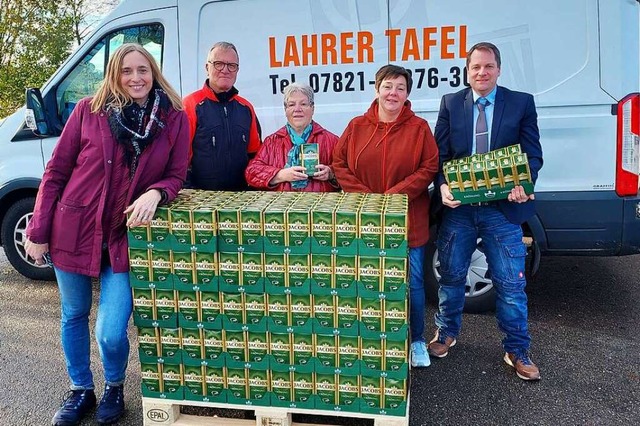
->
[429, 42, 543, 381]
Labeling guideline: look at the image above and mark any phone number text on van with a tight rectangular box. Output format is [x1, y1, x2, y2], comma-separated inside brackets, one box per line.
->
[269, 67, 470, 95]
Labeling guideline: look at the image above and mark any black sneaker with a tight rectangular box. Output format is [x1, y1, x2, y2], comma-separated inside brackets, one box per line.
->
[51, 389, 96, 426]
[96, 385, 125, 425]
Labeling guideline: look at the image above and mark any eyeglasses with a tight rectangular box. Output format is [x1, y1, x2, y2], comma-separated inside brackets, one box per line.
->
[208, 61, 239, 72]
[285, 102, 313, 110]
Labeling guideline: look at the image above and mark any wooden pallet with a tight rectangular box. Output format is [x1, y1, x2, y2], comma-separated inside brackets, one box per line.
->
[142, 398, 409, 426]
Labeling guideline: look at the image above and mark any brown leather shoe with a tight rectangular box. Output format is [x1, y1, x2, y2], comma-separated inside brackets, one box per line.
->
[504, 352, 541, 381]
[427, 331, 457, 358]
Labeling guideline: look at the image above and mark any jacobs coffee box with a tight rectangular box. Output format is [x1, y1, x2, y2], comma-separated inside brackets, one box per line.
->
[172, 251, 194, 285]
[315, 373, 338, 405]
[301, 143, 319, 176]
[177, 290, 199, 323]
[268, 293, 290, 326]
[334, 206, 358, 248]
[383, 208, 407, 250]
[290, 293, 312, 326]
[140, 362, 161, 393]
[335, 255, 357, 289]
[241, 252, 264, 286]
[337, 335, 359, 368]
[286, 208, 310, 247]
[292, 370, 314, 403]
[183, 365, 204, 397]
[382, 257, 407, 292]
[241, 294, 264, 327]
[248, 369, 269, 401]
[192, 207, 217, 245]
[361, 336, 384, 371]
[169, 208, 193, 245]
[204, 366, 225, 398]
[311, 254, 333, 288]
[358, 256, 382, 291]
[224, 330, 247, 363]
[264, 253, 286, 287]
[383, 377, 407, 410]
[359, 297, 383, 332]
[269, 332, 292, 365]
[247, 331, 269, 363]
[338, 374, 359, 407]
[129, 248, 151, 282]
[313, 294, 336, 328]
[286, 254, 309, 287]
[194, 252, 217, 286]
[263, 204, 286, 246]
[314, 333, 337, 367]
[137, 326, 160, 357]
[203, 329, 224, 360]
[222, 292, 244, 324]
[292, 333, 314, 365]
[361, 376, 383, 409]
[200, 290, 221, 323]
[160, 327, 180, 358]
[155, 289, 176, 321]
[240, 205, 262, 245]
[271, 369, 292, 402]
[218, 252, 240, 286]
[150, 249, 171, 284]
[217, 206, 241, 245]
[150, 207, 170, 243]
[181, 327, 203, 360]
[311, 207, 335, 247]
[132, 288, 154, 320]
[226, 368, 248, 399]
[384, 299, 408, 333]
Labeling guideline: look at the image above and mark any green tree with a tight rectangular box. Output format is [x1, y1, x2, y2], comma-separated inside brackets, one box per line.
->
[0, 0, 120, 118]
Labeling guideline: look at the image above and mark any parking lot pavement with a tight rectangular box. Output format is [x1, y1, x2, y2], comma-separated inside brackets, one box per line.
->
[1, 250, 638, 426]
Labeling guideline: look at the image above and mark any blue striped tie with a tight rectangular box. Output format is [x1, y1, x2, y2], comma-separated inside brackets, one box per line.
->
[476, 98, 490, 154]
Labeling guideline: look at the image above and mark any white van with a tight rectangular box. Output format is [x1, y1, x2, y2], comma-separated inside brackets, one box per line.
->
[1, 0, 638, 312]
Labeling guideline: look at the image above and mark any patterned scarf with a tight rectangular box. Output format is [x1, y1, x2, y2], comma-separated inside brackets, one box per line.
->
[285, 122, 313, 189]
[107, 86, 169, 178]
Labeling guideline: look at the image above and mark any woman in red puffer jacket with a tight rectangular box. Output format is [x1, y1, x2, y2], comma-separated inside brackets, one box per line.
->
[245, 82, 339, 192]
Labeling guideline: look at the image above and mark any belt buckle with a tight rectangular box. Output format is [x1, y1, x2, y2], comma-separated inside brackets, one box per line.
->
[470, 201, 491, 207]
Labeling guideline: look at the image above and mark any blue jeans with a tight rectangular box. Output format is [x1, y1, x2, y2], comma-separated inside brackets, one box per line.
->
[54, 265, 133, 390]
[409, 244, 426, 343]
[435, 205, 531, 353]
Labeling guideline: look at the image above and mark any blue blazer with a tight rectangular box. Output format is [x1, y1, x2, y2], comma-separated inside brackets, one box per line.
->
[434, 86, 543, 225]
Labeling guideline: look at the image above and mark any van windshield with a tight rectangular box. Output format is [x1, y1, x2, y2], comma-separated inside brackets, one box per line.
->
[56, 24, 164, 123]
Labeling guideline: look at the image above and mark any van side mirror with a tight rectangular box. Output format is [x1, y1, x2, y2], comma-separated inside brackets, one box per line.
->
[25, 88, 50, 136]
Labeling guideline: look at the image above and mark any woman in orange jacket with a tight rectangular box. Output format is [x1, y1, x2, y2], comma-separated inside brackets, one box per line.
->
[332, 64, 439, 368]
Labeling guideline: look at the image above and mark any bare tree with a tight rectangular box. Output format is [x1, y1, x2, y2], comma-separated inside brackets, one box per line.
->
[65, 0, 121, 46]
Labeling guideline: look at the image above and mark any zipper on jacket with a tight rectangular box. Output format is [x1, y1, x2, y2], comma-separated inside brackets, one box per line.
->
[212, 136, 216, 148]
[223, 106, 232, 161]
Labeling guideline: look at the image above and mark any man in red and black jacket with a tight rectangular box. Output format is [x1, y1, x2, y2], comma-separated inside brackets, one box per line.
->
[183, 41, 262, 190]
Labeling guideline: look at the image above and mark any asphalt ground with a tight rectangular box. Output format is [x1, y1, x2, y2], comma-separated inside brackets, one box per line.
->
[0, 250, 638, 426]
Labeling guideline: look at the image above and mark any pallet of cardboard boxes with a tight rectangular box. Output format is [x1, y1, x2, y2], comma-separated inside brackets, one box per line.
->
[129, 190, 411, 426]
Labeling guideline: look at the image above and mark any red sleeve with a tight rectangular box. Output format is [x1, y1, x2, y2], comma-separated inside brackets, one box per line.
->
[182, 93, 199, 162]
[246, 102, 262, 154]
[332, 121, 372, 193]
[386, 121, 439, 201]
[245, 133, 281, 189]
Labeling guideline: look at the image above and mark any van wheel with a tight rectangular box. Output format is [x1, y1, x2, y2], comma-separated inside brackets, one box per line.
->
[1, 197, 56, 281]
[425, 236, 496, 313]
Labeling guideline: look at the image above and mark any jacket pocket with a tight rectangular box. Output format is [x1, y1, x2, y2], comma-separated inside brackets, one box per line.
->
[51, 201, 85, 253]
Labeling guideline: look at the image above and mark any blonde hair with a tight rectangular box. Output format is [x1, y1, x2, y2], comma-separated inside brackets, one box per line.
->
[91, 43, 183, 113]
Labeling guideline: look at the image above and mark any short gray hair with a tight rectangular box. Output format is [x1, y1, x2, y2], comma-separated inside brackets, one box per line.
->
[208, 41, 239, 60]
[283, 82, 314, 107]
